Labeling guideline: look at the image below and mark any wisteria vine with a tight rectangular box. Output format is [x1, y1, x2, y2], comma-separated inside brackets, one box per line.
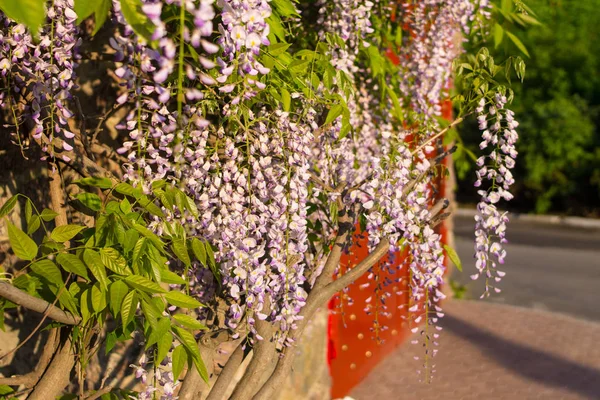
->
[0, 0, 524, 396]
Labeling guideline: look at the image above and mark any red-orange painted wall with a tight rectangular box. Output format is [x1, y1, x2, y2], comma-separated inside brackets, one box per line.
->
[327, 98, 453, 398]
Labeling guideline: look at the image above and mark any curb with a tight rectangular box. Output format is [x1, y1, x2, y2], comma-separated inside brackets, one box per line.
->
[456, 208, 600, 230]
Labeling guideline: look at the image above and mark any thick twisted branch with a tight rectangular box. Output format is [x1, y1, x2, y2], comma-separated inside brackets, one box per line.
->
[229, 320, 275, 400]
[205, 340, 245, 400]
[0, 328, 58, 388]
[254, 239, 390, 400]
[0, 283, 80, 325]
[27, 335, 76, 400]
[178, 330, 230, 400]
[27, 163, 78, 399]
[311, 205, 353, 293]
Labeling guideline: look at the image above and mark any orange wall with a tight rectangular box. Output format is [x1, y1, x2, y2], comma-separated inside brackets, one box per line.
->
[328, 99, 453, 398]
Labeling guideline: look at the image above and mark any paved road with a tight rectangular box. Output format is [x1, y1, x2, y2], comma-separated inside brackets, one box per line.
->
[351, 300, 600, 400]
[451, 215, 600, 321]
[350, 216, 600, 400]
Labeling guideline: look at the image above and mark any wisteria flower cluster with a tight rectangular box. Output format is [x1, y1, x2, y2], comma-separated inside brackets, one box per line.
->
[397, 1, 475, 121]
[216, 0, 272, 96]
[0, 0, 79, 161]
[472, 93, 518, 296]
[0, 0, 525, 396]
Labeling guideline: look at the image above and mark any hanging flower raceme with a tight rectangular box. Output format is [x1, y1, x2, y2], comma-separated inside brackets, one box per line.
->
[318, 0, 374, 75]
[215, 0, 272, 96]
[472, 93, 518, 296]
[397, 1, 475, 121]
[114, 0, 217, 193]
[0, 0, 524, 394]
[0, 0, 80, 161]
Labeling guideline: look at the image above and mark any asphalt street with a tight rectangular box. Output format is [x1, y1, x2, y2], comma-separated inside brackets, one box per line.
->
[451, 215, 600, 321]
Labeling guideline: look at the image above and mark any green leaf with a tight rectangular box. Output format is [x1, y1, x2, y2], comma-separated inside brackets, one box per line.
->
[57, 288, 80, 317]
[171, 345, 187, 380]
[121, 290, 138, 327]
[0, 384, 15, 395]
[173, 325, 198, 354]
[268, 42, 291, 56]
[505, 31, 530, 57]
[119, 0, 155, 41]
[56, 253, 90, 280]
[77, 193, 102, 212]
[114, 182, 143, 198]
[289, 59, 310, 73]
[120, 198, 132, 214]
[171, 239, 191, 267]
[271, 0, 298, 17]
[83, 249, 110, 290]
[133, 224, 165, 250]
[147, 317, 171, 348]
[191, 350, 208, 382]
[443, 244, 463, 272]
[190, 238, 207, 265]
[156, 330, 173, 364]
[141, 298, 160, 330]
[25, 199, 33, 224]
[0, 0, 46, 34]
[367, 45, 384, 77]
[0, 196, 18, 218]
[178, 191, 198, 218]
[93, 0, 112, 35]
[267, 15, 286, 42]
[40, 208, 59, 222]
[173, 314, 207, 330]
[75, 177, 113, 189]
[494, 23, 504, 49]
[385, 83, 404, 123]
[105, 331, 117, 354]
[109, 280, 129, 316]
[131, 237, 146, 273]
[7, 222, 38, 261]
[74, 0, 95, 24]
[517, 13, 542, 26]
[205, 242, 216, 270]
[91, 282, 108, 313]
[123, 229, 139, 254]
[51, 225, 85, 242]
[138, 195, 165, 218]
[160, 269, 186, 285]
[164, 291, 203, 309]
[30, 259, 63, 287]
[27, 215, 41, 235]
[281, 87, 291, 111]
[325, 104, 343, 125]
[80, 289, 92, 323]
[125, 275, 166, 294]
[100, 247, 130, 275]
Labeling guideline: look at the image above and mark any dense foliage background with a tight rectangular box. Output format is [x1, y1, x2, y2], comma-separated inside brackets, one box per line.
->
[456, 0, 600, 216]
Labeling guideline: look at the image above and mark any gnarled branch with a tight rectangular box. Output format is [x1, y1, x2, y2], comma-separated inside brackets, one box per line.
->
[205, 340, 245, 400]
[27, 335, 76, 400]
[254, 239, 390, 400]
[229, 320, 275, 400]
[0, 328, 58, 388]
[177, 330, 230, 400]
[0, 282, 80, 325]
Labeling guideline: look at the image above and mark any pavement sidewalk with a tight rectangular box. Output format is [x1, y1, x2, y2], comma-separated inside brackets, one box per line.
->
[350, 300, 600, 400]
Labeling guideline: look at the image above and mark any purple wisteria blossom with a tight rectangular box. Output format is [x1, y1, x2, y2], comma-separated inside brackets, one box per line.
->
[397, 1, 475, 121]
[472, 94, 518, 296]
[0, 0, 80, 162]
[215, 0, 272, 94]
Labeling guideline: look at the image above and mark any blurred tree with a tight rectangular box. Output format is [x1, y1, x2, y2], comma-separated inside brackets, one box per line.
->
[456, 0, 600, 216]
